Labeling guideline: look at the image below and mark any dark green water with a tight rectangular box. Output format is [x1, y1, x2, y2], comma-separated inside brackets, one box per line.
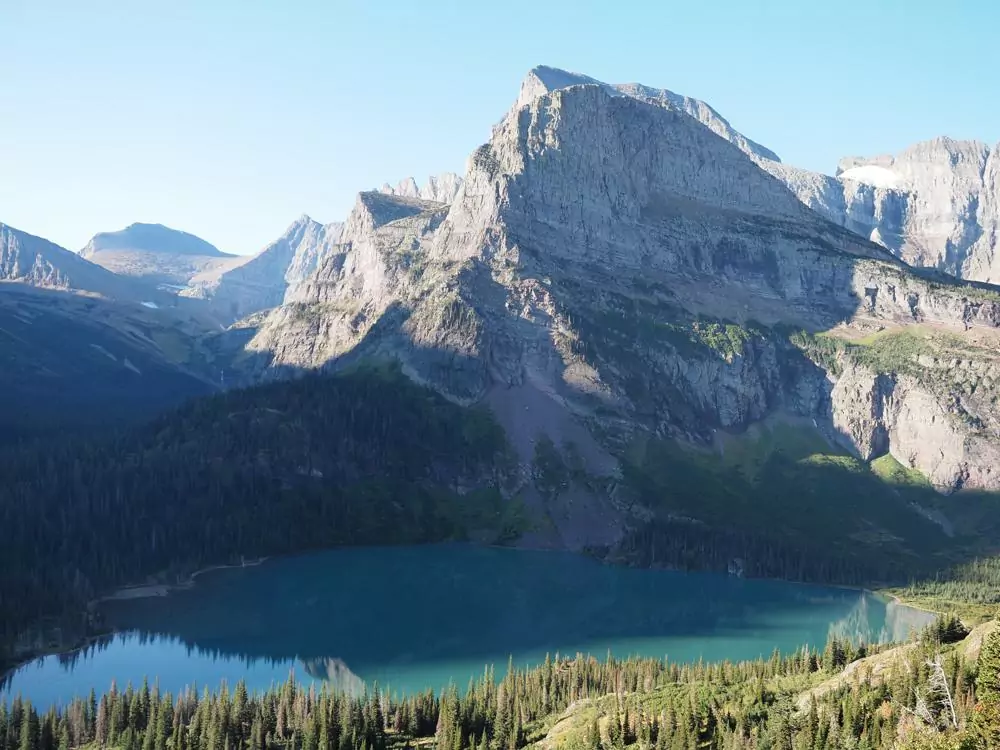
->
[3, 545, 934, 707]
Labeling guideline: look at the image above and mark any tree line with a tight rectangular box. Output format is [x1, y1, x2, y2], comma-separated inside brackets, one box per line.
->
[3, 624, 999, 750]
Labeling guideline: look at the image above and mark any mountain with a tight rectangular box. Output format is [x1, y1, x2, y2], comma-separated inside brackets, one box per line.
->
[7, 66, 1000, 663]
[80, 222, 246, 289]
[0, 222, 229, 438]
[186, 215, 344, 322]
[1, 222, 166, 302]
[757, 139, 1000, 283]
[379, 173, 465, 203]
[835, 139, 999, 281]
[229, 66, 1000, 566]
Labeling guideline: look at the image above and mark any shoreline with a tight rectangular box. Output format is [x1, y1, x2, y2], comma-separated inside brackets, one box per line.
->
[95, 556, 269, 604]
[1, 545, 945, 692]
[1, 557, 271, 689]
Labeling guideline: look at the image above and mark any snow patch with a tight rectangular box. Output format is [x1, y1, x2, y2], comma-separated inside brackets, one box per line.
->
[838, 165, 902, 189]
[89, 344, 117, 362]
[141, 301, 159, 309]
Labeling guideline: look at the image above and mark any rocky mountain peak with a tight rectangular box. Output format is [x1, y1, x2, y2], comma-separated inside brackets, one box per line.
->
[378, 173, 464, 204]
[514, 65, 780, 163]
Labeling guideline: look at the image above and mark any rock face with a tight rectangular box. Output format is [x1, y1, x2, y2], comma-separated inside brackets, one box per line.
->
[519, 69, 1000, 285]
[379, 173, 464, 204]
[237, 66, 1000, 518]
[832, 359, 1000, 491]
[760, 140, 1000, 283]
[80, 222, 243, 288]
[186, 215, 344, 322]
[515, 66, 781, 163]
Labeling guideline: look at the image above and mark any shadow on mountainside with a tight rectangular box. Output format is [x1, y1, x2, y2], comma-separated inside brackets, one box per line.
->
[0, 285, 219, 444]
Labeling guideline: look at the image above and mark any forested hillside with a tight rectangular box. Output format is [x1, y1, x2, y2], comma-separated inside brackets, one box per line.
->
[0, 363, 515, 663]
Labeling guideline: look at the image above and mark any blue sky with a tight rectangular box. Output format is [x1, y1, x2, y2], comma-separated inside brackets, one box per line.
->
[1, 0, 996, 254]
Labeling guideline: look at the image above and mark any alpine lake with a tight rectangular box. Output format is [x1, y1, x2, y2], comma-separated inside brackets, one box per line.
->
[3, 545, 935, 707]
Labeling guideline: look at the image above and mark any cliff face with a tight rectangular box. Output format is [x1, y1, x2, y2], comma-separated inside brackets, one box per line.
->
[761, 139, 1000, 284]
[514, 69, 1000, 286]
[186, 216, 344, 322]
[238, 69, 1000, 521]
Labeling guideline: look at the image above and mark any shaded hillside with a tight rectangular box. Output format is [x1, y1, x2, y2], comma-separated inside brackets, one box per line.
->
[0, 286, 217, 441]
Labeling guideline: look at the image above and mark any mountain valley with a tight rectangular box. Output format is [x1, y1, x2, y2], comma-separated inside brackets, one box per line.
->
[3, 66, 1000, 702]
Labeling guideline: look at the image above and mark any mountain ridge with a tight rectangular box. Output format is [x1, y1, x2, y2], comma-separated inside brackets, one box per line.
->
[80, 222, 245, 290]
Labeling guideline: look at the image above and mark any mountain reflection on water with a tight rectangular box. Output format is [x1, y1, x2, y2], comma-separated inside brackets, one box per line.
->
[3, 545, 935, 707]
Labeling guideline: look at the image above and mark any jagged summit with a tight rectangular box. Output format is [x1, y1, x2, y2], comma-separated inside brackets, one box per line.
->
[515, 65, 781, 163]
[185, 213, 344, 321]
[379, 172, 464, 204]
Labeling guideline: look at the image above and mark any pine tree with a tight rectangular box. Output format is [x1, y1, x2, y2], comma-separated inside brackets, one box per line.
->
[972, 630, 1000, 750]
[19, 708, 37, 750]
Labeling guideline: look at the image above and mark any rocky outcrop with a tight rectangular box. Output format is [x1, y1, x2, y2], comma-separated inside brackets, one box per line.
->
[240, 66, 1000, 504]
[830, 357, 1000, 491]
[80, 222, 242, 288]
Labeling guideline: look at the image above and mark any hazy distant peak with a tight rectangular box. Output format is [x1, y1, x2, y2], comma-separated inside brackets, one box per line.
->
[285, 214, 321, 234]
[515, 65, 781, 163]
[82, 222, 230, 258]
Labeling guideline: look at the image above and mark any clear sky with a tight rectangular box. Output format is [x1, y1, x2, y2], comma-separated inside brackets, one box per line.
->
[2, 0, 997, 254]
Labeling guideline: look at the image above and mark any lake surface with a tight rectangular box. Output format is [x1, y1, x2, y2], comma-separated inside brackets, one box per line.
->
[3, 545, 934, 707]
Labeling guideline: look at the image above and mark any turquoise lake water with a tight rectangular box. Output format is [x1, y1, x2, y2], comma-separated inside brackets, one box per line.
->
[3, 545, 934, 707]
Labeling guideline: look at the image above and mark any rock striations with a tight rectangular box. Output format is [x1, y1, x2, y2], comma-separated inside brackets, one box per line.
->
[235, 65, 1000, 523]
